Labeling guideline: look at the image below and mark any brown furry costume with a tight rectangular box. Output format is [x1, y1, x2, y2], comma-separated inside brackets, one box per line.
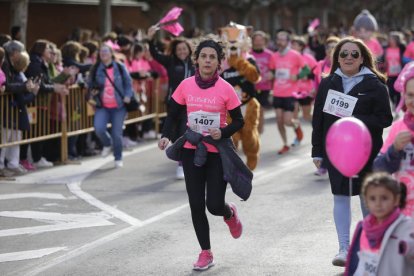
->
[221, 23, 261, 170]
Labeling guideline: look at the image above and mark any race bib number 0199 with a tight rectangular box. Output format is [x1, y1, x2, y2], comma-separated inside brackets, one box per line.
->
[323, 89, 358, 118]
[188, 111, 220, 135]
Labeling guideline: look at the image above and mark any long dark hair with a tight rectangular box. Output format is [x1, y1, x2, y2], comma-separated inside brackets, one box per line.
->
[330, 37, 387, 83]
[168, 38, 192, 60]
[29, 39, 50, 57]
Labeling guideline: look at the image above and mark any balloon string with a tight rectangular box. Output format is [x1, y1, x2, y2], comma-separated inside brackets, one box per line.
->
[349, 177, 352, 229]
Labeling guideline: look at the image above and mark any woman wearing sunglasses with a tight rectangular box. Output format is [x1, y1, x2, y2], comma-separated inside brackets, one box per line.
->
[311, 37, 393, 267]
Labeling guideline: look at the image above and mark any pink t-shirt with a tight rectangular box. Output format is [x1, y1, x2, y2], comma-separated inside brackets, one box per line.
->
[250, 48, 273, 91]
[0, 69, 5, 86]
[172, 76, 241, 152]
[102, 67, 118, 108]
[296, 53, 318, 97]
[269, 49, 304, 97]
[385, 47, 402, 77]
[314, 59, 331, 90]
[381, 119, 414, 217]
[404, 41, 414, 60]
[365, 38, 384, 58]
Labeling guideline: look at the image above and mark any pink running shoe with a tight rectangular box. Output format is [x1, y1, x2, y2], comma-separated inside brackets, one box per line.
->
[224, 202, 243, 239]
[193, 250, 214, 271]
[20, 159, 36, 171]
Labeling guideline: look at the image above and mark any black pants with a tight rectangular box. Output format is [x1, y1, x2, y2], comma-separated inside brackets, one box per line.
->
[181, 148, 228, 250]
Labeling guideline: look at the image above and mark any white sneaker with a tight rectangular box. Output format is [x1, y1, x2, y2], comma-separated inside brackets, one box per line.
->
[332, 249, 348, 267]
[176, 165, 185, 180]
[35, 157, 54, 168]
[114, 160, 123, 168]
[0, 168, 15, 177]
[8, 165, 28, 175]
[143, 130, 156, 139]
[101, 146, 111, 157]
[123, 137, 138, 148]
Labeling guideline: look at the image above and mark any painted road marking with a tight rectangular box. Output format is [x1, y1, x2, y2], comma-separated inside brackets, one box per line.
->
[0, 193, 68, 200]
[67, 182, 143, 226]
[0, 247, 66, 263]
[0, 211, 113, 237]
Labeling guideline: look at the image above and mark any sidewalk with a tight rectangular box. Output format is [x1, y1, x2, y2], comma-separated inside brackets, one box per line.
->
[0, 140, 159, 186]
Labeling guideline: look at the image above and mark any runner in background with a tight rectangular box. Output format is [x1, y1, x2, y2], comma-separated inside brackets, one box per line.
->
[291, 35, 317, 123]
[269, 30, 304, 154]
[250, 30, 273, 134]
[313, 36, 340, 176]
[385, 31, 406, 113]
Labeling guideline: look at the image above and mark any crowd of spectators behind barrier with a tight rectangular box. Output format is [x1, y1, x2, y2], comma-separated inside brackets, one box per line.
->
[0, 18, 413, 176]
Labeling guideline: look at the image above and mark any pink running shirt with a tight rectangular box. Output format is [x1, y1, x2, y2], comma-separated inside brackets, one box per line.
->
[102, 67, 118, 108]
[296, 53, 318, 97]
[385, 47, 402, 77]
[364, 38, 384, 58]
[250, 48, 273, 91]
[0, 69, 5, 85]
[269, 49, 304, 98]
[404, 41, 414, 60]
[381, 118, 414, 217]
[172, 76, 241, 152]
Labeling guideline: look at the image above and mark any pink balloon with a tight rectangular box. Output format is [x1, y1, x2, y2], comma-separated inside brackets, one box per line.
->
[326, 117, 372, 177]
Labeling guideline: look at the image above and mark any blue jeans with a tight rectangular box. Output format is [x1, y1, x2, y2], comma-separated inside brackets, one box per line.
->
[94, 107, 126, 161]
[333, 194, 369, 252]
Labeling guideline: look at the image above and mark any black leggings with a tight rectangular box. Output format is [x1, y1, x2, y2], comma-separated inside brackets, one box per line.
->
[181, 148, 228, 250]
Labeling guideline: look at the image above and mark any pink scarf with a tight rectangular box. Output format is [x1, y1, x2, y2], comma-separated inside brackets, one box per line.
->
[195, 68, 219, 89]
[362, 208, 400, 248]
[403, 112, 414, 132]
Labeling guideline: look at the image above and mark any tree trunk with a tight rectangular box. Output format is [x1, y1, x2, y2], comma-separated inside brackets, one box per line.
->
[100, 0, 112, 36]
[10, 0, 29, 45]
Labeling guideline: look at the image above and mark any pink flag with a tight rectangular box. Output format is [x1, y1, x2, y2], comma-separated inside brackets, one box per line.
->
[161, 22, 184, 37]
[159, 7, 183, 24]
[307, 18, 320, 33]
[158, 6, 184, 36]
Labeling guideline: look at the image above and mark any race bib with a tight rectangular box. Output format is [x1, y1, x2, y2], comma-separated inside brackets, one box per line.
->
[275, 68, 290, 80]
[354, 251, 379, 276]
[323, 89, 358, 117]
[389, 63, 402, 75]
[188, 111, 220, 135]
[401, 143, 414, 172]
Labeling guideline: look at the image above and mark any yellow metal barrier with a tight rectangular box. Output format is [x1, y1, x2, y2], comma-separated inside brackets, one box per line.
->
[0, 77, 168, 164]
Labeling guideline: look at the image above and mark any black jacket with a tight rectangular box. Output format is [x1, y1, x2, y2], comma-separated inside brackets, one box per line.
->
[166, 129, 253, 201]
[2, 73, 35, 131]
[148, 40, 194, 100]
[312, 73, 393, 195]
[25, 54, 55, 94]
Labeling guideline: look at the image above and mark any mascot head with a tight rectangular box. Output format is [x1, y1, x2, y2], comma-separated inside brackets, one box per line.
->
[353, 9, 378, 41]
[219, 22, 252, 58]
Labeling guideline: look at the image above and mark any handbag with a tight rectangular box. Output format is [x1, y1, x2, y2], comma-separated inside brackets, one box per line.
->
[103, 64, 139, 112]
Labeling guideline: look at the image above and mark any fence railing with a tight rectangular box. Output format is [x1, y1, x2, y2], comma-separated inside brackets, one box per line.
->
[0, 78, 167, 163]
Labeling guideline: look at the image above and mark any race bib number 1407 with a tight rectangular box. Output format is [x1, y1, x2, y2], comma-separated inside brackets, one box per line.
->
[188, 111, 220, 135]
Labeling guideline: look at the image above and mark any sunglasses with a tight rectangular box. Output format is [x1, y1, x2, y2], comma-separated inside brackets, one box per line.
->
[339, 50, 360, 59]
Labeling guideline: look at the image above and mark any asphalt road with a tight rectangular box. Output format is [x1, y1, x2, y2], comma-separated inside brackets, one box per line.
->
[0, 114, 366, 276]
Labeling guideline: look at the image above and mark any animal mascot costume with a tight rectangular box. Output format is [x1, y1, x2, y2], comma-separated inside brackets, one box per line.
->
[220, 22, 261, 170]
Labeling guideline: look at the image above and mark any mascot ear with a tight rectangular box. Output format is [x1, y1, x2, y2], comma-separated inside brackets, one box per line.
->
[246, 26, 254, 36]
